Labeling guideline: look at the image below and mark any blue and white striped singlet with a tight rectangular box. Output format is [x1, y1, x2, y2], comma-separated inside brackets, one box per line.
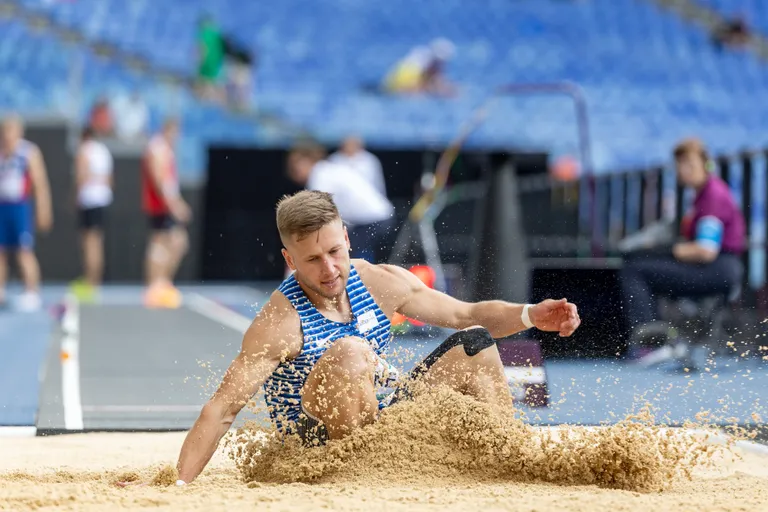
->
[262, 263, 393, 433]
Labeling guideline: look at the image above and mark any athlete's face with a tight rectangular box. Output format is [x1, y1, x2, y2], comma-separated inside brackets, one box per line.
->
[282, 219, 351, 301]
[1, 119, 22, 150]
[164, 123, 180, 143]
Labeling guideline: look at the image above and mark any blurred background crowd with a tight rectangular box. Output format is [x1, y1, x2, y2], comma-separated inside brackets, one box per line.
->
[0, 0, 766, 372]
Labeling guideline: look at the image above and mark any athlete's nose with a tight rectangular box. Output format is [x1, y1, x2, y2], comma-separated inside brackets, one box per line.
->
[319, 256, 335, 276]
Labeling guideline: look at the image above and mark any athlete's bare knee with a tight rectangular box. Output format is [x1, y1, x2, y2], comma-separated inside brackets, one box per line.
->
[170, 229, 188, 254]
[329, 337, 376, 371]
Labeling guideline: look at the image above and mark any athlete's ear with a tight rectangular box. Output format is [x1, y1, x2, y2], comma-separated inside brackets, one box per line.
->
[282, 248, 296, 271]
[343, 225, 351, 251]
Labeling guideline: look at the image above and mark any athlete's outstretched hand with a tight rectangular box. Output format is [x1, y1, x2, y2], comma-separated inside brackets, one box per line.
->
[529, 298, 580, 337]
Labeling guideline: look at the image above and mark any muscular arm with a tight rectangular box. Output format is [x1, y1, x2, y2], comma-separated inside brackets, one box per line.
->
[674, 214, 725, 264]
[175, 293, 301, 483]
[28, 146, 52, 231]
[380, 264, 529, 339]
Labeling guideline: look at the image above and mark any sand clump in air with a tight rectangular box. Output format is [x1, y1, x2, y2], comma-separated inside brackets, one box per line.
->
[226, 385, 727, 493]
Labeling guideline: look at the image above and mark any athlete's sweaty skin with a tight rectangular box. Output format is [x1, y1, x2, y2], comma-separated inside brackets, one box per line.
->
[117, 194, 581, 487]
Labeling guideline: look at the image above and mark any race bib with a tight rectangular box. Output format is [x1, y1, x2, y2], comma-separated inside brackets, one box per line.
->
[357, 309, 379, 334]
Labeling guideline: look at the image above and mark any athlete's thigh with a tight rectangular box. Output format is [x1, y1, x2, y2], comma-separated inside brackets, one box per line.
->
[409, 327, 498, 391]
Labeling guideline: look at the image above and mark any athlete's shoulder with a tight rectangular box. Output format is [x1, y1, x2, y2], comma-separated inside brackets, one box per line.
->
[243, 289, 302, 357]
[354, 260, 413, 297]
[19, 139, 40, 156]
[258, 289, 301, 328]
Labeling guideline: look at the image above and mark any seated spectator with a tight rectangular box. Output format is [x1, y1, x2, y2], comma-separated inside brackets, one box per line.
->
[196, 15, 225, 103]
[382, 38, 457, 97]
[286, 142, 396, 264]
[328, 136, 386, 197]
[712, 16, 751, 50]
[110, 90, 149, 142]
[222, 34, 256, 110]
[620, 138, 745, 343]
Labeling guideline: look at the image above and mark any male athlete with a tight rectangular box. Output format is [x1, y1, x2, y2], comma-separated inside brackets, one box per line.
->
[122, 190, 580, 486]
[0, 115, 52, 311]
[141, 118, 191, 308]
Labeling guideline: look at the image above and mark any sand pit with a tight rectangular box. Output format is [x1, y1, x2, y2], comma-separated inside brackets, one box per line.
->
[0, 431, 765, 511]
[1, 390, 766, 511]
[0, 434, 766, 511]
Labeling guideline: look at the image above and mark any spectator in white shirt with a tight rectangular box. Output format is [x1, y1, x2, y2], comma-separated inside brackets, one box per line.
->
[328, 136, 386, 197]
[110, 90, 149, 142]
[287, 143, 396, 264]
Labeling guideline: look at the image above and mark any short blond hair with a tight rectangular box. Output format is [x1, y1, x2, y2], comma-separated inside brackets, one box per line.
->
[276, 190, 340, 243]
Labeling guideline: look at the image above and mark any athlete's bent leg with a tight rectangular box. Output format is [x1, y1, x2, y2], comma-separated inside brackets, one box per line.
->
[300, 337, 379, 440]
[404, 326, 513, 410]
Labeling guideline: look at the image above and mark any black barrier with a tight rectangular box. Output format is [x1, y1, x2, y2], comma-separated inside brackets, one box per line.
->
[201, 144, 548, 281]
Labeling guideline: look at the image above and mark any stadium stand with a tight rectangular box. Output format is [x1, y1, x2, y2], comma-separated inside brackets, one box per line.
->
[5, 0, 768, 175]
[698, 0, 768, 33]
[0, 14, 274, 180]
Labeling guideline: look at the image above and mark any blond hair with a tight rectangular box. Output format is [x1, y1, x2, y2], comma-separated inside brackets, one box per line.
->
[276, 190, 340, 243]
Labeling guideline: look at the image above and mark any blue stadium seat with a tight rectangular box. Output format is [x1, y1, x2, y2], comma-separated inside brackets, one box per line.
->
[5, 0, 768, 175]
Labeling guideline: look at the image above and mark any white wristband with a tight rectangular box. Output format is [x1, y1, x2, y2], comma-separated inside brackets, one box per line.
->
[175, 480, 186, 486]
[521, 304, 535, 329]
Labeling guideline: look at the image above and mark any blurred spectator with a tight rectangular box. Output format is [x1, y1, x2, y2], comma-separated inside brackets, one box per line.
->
[328, 136, 387, 196]
[383, 38, 457, 97]
[620, 138, 745, 345]
[196, 15, 225, 103]
[287, 142, 395, 263]
[0, 114, 52, 312]
[712, 16, 751, 50]
[110, 90, 149, 142]
[141, 119, 191, 308]
[70, 126, 113, 303]
[222, 34, 256, 110]
[88, 97, 114, 137]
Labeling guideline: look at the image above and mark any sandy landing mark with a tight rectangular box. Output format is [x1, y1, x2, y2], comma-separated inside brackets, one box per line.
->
[0, 429, 765, 512]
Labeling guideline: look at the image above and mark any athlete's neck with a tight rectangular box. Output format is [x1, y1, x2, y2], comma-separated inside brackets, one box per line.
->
[0, 141, 17, 157]
[303, 286, 352, 322]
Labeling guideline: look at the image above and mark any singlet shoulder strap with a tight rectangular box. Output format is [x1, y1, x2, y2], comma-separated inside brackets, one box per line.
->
[278, 272, 309, 310]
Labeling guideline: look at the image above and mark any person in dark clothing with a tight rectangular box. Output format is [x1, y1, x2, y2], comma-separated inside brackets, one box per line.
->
[222, 34, 255, 109]
[712, 17, 751, 51]
[620, 138, 746, 344]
